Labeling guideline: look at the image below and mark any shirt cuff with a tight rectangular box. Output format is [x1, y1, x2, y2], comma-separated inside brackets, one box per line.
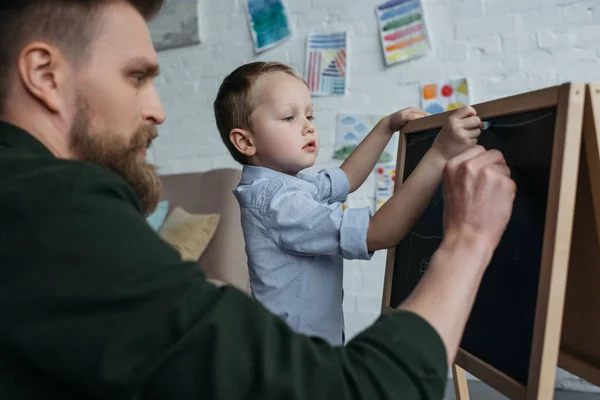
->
[339, 207, 373, 260]
[324, 168, 350, 204]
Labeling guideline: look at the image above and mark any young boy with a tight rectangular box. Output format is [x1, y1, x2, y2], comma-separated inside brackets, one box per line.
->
[214, 62, 482, 345]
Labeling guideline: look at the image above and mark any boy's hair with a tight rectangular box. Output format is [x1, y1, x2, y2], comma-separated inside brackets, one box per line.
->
[214, 62, 305, 164]
[0, 0, 163, 115]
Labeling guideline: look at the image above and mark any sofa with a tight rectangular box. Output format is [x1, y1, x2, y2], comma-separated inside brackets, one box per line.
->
[159, 168, 250, 294]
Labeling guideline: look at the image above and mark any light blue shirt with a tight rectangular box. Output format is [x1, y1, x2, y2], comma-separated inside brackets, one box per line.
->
[233, 165, 372, 345]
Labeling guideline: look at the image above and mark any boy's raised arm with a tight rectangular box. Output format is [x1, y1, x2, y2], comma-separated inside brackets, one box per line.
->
[340, 107, 428, 192]
[366, 106, 483, 252]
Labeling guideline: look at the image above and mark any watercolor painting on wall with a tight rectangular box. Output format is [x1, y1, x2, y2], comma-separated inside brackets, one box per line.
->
[334, 113, 397, 164]
[420, 78, 470, 115]
[376, 0, 430, 66]
[148, 0, 202, 51]
[245, 0, 292, 53]
[375, 165, 396, 211]
[305, 32, 348, 96]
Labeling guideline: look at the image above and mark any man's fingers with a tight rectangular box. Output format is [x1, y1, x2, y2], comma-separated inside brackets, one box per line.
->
[447, 144, 487, 166]
[484, 163, 511, 178]
[466, 149, 507, 171]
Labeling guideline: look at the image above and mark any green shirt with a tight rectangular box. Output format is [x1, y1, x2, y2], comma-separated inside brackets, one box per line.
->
[0, 121, 448, 399]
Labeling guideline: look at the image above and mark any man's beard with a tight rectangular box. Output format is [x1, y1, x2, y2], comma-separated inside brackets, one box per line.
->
[69, 103, 162, 215]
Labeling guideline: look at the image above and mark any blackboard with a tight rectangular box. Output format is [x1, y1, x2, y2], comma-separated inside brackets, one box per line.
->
[389, 107, 557, 386]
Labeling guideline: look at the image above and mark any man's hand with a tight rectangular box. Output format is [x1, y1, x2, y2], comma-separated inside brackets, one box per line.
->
[398, 145, 516, 363]
[442, 145, 516, 255]
[386, 107, 429, 134]
[431, 106, 482, 162]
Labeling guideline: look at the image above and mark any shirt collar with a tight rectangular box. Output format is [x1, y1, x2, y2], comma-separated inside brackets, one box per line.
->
[0, 120, 55, 157]
[240, 165, 292, 185]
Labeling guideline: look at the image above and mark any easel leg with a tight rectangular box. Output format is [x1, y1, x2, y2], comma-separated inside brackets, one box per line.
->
[452, 364, 470, 400]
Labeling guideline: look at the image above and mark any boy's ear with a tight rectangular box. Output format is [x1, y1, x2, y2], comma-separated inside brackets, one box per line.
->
[229, 128, 256, 157]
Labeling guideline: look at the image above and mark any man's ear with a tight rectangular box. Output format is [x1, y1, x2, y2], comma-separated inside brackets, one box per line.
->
[17, 41, 69, 114]
[229, 128, 256, 157]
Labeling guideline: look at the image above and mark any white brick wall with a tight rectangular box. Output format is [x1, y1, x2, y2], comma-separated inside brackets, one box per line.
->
[151, 0, 600, 392]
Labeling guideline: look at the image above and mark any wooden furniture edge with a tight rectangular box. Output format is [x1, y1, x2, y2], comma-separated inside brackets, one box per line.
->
[559, 350, 600, 388]
[452, 363, 470, 400]
[583, 82, 600, 251]
[456, 349, 526, 400]
[557, 82, 600, 388]
[526, 83, 586, 400]
[403, 85, 561, 134]
[381, 133, 407, 311]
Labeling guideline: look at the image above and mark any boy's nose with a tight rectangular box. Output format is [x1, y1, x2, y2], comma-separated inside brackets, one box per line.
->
[303, 122, 315, 135]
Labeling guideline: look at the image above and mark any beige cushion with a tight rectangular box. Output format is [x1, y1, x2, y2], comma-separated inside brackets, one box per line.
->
[158, 207, 220, 261]
[159, 169, 250, 294]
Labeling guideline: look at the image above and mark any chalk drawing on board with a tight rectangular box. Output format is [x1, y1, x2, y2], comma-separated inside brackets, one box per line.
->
[406, 232, 442, 278]
[431, 185, 443, 208]
[419, 259, 429, 276]
[513, 246, 520, 261]
[491, 112, 554, 129]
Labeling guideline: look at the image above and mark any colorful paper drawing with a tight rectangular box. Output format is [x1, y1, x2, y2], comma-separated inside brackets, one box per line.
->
[375, 0, 430, 66]
[420, 78, 470, 115]
[305, 32, 348, 96]
[334, 113, 397, 164]
[245, 0, 292, 53]
[148, 0, 202, 51]
[375, 165, 396, 211]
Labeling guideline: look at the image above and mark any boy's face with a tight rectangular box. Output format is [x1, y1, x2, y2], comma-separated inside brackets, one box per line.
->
[248, 71, 319, 174]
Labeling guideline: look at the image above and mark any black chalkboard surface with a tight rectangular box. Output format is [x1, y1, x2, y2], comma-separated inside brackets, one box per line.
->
[389, 107, 557, 386]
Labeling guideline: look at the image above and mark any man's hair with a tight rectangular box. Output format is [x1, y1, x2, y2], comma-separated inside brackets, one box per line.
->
[0, 0, 164, 114]
[213, 61, 306, 164]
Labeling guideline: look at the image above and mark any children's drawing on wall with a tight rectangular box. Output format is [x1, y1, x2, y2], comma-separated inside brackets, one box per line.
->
[334, 113, 397, 163]
[245, 0, 292, 53]
[375, 165, 396, 211]
[305, 32, 348, 96]
[420, 78, 470, 115]
[376, 0, 430, 66]
[148, 0, 202, 51]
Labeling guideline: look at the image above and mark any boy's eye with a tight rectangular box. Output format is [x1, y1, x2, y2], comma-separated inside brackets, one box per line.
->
[307, 115, 314, 121]
[283, 116, 294, 122]
[132, 74, 146, 86]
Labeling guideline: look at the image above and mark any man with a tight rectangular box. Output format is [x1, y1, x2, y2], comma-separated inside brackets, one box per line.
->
[0, 1, 516, 399]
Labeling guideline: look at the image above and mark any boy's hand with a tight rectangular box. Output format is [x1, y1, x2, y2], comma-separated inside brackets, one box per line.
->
[386, 107, 429, 134]
[432, 106, 482, 162]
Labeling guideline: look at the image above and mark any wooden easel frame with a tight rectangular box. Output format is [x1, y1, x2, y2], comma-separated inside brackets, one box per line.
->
[381, 83, 586, 399]
[556, 83, 600, 389]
